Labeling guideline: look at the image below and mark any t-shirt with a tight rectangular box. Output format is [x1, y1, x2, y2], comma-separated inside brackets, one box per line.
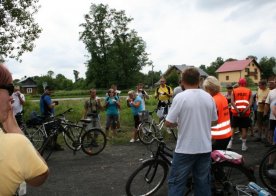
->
[265, 89, 276, 120]
[166, 89, 217, 154]
[155, 85, 173, 101]
[105, 96, 119, 115]
[84, 97, 100, 114]
[257, 87, 269, 112]
[130, 96, 143, 116]
[0, 129, 48, 195]
[12, 92, 25, 115]
[136, 91, 147, 110]
[40, 94, 54, 116]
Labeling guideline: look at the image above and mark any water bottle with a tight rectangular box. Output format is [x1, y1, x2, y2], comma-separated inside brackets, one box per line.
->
[248, 182, 271, 196]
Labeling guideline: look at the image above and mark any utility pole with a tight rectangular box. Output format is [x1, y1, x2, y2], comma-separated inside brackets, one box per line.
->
[151, 63, 154, 89]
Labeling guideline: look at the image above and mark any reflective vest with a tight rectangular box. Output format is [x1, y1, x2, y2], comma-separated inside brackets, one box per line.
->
[211, 93, 232, 140]
[231, 87, 251, 117]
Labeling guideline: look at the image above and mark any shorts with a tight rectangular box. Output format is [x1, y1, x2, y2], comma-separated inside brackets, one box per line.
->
[106, 114, 118, 129]
[134, 115, 141, 129]
[232, 116, 251, 129]
[269, 120, 276, 131]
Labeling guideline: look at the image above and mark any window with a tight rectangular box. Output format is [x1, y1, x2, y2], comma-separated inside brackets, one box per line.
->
[245, 68, 249, 73]
[226, 76, 229, 80]
[26, 88, 32, 94]
[255, 75, 258, 80]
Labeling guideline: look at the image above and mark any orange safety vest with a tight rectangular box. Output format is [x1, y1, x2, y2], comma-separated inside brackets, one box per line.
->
[211, 93, 232, 140]
[231, 87, 251, 117]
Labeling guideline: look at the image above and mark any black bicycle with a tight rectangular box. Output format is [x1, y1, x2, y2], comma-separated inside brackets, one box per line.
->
[39, 112, 107, 161]
[125, 137, 255, 196]
[259, 145, 276, 193]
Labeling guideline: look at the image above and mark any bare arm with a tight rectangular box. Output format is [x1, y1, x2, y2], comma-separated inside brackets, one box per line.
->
[165, 120, 177, 128]
[26, 169, 49, 186]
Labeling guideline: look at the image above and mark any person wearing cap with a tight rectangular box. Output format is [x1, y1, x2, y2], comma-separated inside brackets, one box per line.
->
[0, 63, 49, 195]
[203, 76, 232, 150]
[12, 85, 25, 127]
[227, 78, 252, 151]
[40, 86, 63, 150]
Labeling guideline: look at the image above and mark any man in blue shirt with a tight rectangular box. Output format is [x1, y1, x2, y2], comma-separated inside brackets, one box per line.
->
[40, 86, 62, 150]
[127, 90, 143, 143]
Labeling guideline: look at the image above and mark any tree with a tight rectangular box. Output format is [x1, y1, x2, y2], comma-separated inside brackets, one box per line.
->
[258, 56, 276, 79]
[0, 0, 42, 60]
[79, 3, 149, 89]
[47, 70, 54, 78]
[206, 57, 224, 77]
[73, 70, 79, 82]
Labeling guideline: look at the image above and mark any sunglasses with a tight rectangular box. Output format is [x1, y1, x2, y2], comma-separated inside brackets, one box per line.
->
[0, 84, 14, 96]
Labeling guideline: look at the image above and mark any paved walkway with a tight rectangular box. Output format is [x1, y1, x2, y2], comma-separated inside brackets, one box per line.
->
[27, 134, 270, 196]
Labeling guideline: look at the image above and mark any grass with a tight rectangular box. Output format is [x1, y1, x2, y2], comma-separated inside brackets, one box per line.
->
[23, 96, 159, 145]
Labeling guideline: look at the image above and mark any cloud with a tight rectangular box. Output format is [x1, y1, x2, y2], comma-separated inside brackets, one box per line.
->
[6, 0, 276, 81]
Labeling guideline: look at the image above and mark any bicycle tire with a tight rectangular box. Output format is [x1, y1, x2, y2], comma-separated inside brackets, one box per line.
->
[26, 126, 46, 151]
[63, 125, 82, 151]
[259, 148, 276, 193]
[138, 122, 158, 145]
[39, 135, 55, 161]
[81, 128, 107, 156]
[184, 161, 255, 196]
[125, 159, 168, 196]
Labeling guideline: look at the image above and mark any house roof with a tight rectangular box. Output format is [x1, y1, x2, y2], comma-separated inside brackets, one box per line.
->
[164, 64, 209, 77]
[18, 77, 37, 87]
[216, 59, 253, 73]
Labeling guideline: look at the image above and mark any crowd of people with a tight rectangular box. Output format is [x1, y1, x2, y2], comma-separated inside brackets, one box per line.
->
[2, 60, 276, 195]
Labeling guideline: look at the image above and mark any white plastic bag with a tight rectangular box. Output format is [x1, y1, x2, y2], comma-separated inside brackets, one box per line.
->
[17, 181, 27, 196]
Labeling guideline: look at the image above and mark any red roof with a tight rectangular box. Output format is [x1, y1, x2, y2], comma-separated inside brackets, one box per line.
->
[216, 59, 252, 73]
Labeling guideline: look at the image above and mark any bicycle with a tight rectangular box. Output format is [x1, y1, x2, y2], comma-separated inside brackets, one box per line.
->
[236, 182, 271, 196]
[24, 108, 73, 151]
[259, 145, 276, 193]
[39, 110, 107, 161]
[138, 107, 177, 145]
[125, 137, 255, 196]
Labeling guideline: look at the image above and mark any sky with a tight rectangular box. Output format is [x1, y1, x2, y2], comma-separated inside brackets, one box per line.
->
[6, 0, 276, 81]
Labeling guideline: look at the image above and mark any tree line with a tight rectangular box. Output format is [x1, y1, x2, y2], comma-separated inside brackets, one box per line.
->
[2, 2, 276, 91]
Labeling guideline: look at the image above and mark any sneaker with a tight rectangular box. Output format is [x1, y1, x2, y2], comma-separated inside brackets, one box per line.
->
[136, 139, 140, 142]
[227, 141, 232, 150]
[129, 139, 135, 143]
[166, 128, 171, 134]
[242, 144, 248, 151]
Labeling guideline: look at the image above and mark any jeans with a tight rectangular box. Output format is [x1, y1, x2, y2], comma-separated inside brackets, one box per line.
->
[168, 152, 211, 196]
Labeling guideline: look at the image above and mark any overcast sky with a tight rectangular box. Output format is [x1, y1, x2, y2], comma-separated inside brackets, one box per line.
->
[6, 0, 276, 80]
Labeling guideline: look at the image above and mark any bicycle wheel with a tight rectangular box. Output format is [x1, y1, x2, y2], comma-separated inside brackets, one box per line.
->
[39, 135, 55, 161]
[125, 159, 168, 196]
[138, 122, 158, 145]
[26, 126, 46, 151]
[63, 125, 82, 151]
[259, 148, 276, 193]
[81, 128, 107, 156]
[213, 161, 255, 195]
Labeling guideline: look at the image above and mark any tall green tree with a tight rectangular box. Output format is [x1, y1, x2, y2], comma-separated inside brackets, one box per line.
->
[258, 56, 276, 79]
[206, 57, 224, 77]
[0, 0, 42, 60]
[79, 3, 149, 89]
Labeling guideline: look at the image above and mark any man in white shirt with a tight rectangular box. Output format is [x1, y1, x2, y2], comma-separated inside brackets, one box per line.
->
[12, 85, 25, 126]
[165, 67, 218, 196]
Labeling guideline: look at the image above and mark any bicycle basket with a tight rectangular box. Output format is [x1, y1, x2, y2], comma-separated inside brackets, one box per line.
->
[235, 185, 253, 196]
[43, 119, 60, 132]
[139, 110, 150, 122]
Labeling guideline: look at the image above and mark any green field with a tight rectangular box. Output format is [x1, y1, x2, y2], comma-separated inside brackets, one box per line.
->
[23, 96, 163, 145]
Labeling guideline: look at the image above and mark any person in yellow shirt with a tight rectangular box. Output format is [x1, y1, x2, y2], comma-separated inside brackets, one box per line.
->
[154, 77, 173, 112]
[0, 63, 49, 195]
[254, 80, 270, 142]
